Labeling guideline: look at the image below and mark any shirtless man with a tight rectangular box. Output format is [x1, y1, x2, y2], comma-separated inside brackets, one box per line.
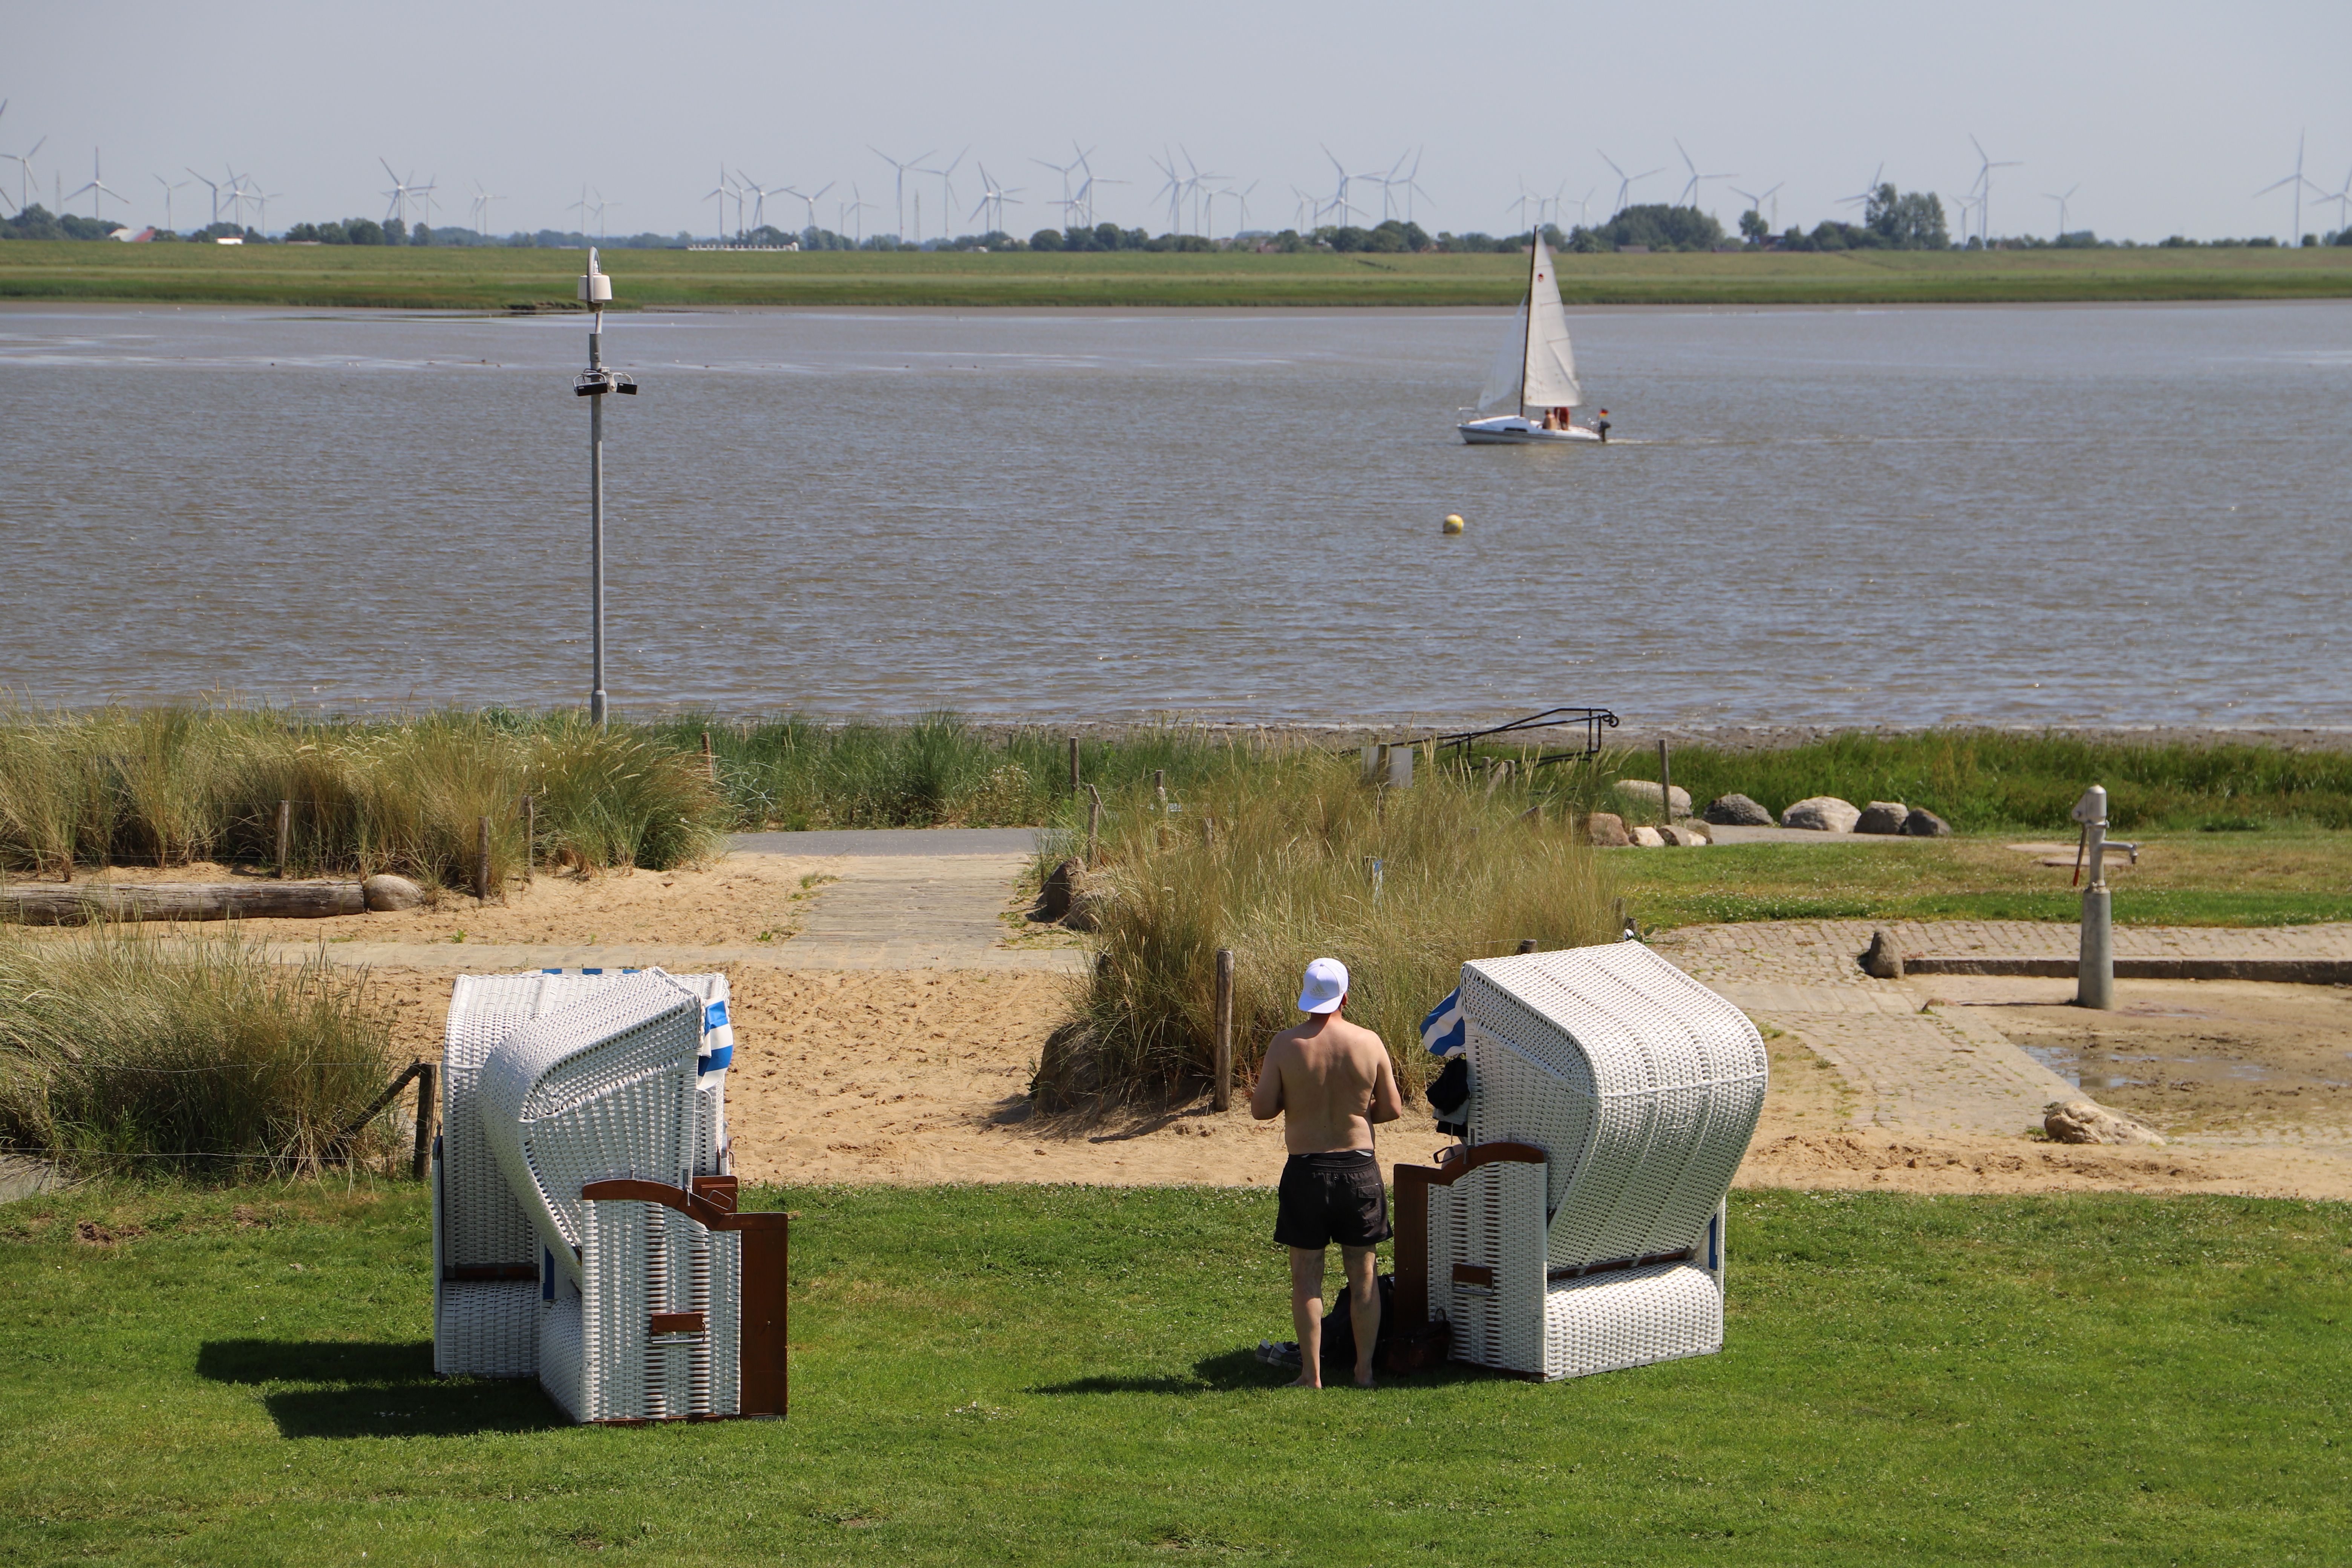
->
[1250, 957, 1405, 1388]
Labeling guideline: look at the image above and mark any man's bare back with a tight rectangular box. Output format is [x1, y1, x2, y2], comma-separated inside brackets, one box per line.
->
[1251, 959, 1405, 1389]
[1250, 1012, 1404, 1154]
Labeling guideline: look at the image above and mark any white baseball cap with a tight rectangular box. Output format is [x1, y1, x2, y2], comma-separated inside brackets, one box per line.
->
[1297, 957, 1349, 1015]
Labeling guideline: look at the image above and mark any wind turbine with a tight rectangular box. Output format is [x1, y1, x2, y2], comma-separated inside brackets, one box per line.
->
[1730, 182, 1782, 230]
[593, 192, 623, 242]
[1151, 149, 1188, 233]
[735, 170, 787, 233]
[4, 134, 43, 213]
[469, 181, 504, 233]
[1945, 187, 1981, 244]
[379, 158, 425, 225]
[785, 180, 834, 236]
[2256, 132, 2319, 243]
[702, 166, 736, 241]
[2322, 167, 2352, 237]
[918, 146, 968, 239]
[2044, 183, 2079, 239]
[179, 166, 221, 227]
[1503, 184, 1537, 234]
[1399, 147, 1433, 223]
[1967, 137, 2021, 243]
[1318, 145, 1365, 228]
[573, 184, 596, 238]
[66, 149, 122, 222]
[1224, 179, 1258, 237]
[1291, 185, 1316, 231]
[1032, 151, 1081, 226]
[1596, 150, 1662, 216]
[150, 172, 190, 231]
[968, 164, 1023, 233]
[1673, 138, 1736, 212]
[1184, 151, 1228, 236]
[839, 184, 875, 244]
[868, 146, 931, 240]
[1834, 162, 1886, 220]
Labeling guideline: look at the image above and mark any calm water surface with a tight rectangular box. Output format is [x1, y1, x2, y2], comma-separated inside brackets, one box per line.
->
[2, 300, 2346, 727]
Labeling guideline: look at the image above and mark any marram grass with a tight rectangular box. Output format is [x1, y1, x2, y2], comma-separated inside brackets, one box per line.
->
[1049, 744, 1613, 1100]
[0, 924, 404, 1177]
[0, 704, 727, 888]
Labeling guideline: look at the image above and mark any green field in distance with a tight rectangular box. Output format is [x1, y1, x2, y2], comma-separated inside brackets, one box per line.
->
[5, 239, 2352, 309]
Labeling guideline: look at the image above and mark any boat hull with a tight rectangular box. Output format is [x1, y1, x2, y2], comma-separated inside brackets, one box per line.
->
[1457, 416, 1601, 446]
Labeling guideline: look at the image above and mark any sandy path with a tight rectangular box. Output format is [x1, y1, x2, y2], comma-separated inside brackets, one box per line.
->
[41, 852, 2352, 1198]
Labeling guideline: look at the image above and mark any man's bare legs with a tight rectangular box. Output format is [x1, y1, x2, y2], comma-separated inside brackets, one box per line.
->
[1287, 1245, 1381, 1389]
[1341, 1245, 1380, 1388]
[1287, 1247, 1326, 1388]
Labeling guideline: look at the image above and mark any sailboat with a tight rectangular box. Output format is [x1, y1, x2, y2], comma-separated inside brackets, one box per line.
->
[1456, 234, 1599, 444]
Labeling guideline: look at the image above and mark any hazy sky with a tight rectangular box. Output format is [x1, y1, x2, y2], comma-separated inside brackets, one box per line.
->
[10, 0, 2350, 243]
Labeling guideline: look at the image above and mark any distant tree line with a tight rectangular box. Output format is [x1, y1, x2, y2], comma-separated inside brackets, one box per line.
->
[0, 204, 264, 243]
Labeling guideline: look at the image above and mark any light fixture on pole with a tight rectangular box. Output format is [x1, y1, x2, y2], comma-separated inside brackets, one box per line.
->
[573, 248, 637, 724]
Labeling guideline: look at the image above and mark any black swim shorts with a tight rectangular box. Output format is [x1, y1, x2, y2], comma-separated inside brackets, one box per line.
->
[1272, 1149, 1391, 1250]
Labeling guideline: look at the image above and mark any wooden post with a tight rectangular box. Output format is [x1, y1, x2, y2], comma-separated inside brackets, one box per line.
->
[1658, 738, 1672, 825]
[410, 1063, 436, 1181]
[701, 728, 716, 783]
[1153, 768, 1166, 805]
[1213, 948, 1234, 1112]
[1085, 784, 1103, 867]
[476, 816, 491, 903]
[1516, 938, 1537, 954]
[522, 795, 536, 884]
[276, 799, 291, 879]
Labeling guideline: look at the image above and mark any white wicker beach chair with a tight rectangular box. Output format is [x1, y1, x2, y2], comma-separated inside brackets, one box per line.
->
[432, 968, 734, 1382]
[1393, 942, 1766, 1382]
[444, 967, 777, 1422]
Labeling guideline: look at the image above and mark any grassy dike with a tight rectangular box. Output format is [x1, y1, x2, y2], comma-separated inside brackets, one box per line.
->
[2, 1180, 2344, 1566]
[5, 239, 2352, 309]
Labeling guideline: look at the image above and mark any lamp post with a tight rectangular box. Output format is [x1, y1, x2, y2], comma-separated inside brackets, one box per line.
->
[574, 248, 636, 724]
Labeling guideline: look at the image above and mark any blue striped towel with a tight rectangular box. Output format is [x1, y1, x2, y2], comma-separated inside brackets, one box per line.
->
[1419, 987, 1465, 1058]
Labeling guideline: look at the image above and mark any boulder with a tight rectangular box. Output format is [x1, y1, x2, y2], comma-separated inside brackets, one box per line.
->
[1854, 800, 1910, 835]
[1858, 929, 1905, 980]
[2043, 1099, 2166, 1147]
[361, 874, 424, 913]
[1781, 796, 1861, 833]
[1628, 825, 1666, 847]
[1586, 812, 1631, 847]
[1703, 793, 1774, 827]
[1032, 1020, 1102, 1111]
[1036, 857, 1084, 921]
[1063, 886, 1117, 933]
[1657, 824, 1711, 847]
[1901, 807, 1954, 838]
[1612, 779, 1693, 820]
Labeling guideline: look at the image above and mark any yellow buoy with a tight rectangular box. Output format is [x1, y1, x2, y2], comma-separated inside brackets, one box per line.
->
[1442, 513, 1465, 535]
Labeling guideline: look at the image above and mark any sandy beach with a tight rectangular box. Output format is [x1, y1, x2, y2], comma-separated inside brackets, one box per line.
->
[31, 848, 2352, 1199]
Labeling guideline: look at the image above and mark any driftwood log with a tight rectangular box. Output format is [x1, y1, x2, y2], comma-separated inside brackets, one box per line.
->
[0, 881, 366, 925]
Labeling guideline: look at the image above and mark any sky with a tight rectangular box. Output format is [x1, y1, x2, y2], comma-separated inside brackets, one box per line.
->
[8, 0, 2351, 244]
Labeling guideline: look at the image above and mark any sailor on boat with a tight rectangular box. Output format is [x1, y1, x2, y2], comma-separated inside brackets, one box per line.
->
[1457, 233, 1601, 446]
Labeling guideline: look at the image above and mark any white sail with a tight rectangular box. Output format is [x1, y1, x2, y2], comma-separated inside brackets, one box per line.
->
[1475, 306, 1527, 412]
[1520, 237, 1583, 409]
[1474, 237, 1583, 414]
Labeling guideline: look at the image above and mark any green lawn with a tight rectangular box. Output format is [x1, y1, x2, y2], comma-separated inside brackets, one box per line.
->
[5, 240, 2352, 309]
[3, 1181, 2345, 1565]
[1609, 832, 2352, 932]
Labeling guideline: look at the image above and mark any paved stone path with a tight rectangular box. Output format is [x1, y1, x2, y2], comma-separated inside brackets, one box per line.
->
[271, 831, 1084, 975]
[1651, 920, 2352, 1141]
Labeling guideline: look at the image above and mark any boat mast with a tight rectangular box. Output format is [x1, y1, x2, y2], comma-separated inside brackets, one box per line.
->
[1517, 227, 1539, 417]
